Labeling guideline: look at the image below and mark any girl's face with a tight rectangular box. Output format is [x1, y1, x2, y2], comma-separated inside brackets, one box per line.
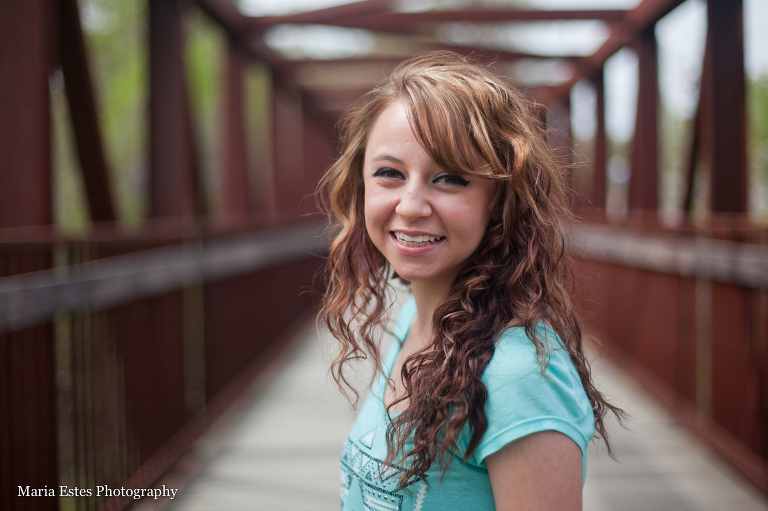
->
[363, 101, 496, 289]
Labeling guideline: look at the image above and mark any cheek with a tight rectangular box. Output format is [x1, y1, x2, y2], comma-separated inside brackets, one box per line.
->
[362, 189, 375, 229]
[446, 195, 493, 246]
[363, 189, 389, 246]
[364, 188, 394, 228]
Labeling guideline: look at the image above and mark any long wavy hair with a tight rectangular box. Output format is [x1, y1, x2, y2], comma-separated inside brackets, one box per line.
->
[317, 51, 624, 488]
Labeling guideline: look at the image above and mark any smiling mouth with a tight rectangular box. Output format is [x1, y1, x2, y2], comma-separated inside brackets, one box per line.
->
[392, 231, 445, 247]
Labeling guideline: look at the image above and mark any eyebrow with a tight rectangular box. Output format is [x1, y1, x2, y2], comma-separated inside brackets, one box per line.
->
[369, 154, 405, 165]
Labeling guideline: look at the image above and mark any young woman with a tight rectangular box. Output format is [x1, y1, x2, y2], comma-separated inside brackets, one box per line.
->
[318, 52, 623, 511]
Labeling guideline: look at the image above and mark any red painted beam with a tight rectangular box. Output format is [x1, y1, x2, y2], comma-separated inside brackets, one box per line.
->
[274, 45, 572, 75]
[194, 0, 249, 33]
[250, 0, 390, 27]
[195, 0, 338, 134]
[275, 48, 554, 69]
[275, 55, 404, 72]
[623, 0, 687, 31]
[271, 82, 305, 213]
[410, 42, 575, 63]
[185, 77, 208, 219]
[312, 10, 623, 35]
[58, 0, 117, 223]
[149, 0, 196, 218]
[306, 81, 575, 114]
[251, 8, 627, 30]
[628, 26, 659, 211]
[303, 85, 378, 99]
[0, 0, 53, 228]
[707, 0, 747, 213]
[547, 98, 572, 183]
[527, 82, 573, 107]
[194, 0, 341, 215]
[249, 36, 341, 132]
[274, 47, 577, 111]
[199, 0, 578, 131]
[0, 2, 59, 509]
[556, 0, 687, 104]
[248, 0, 686, 112]
[683, 39, 712, 213]
[591, 69, 607, 211]
[223, 37, 251, 219]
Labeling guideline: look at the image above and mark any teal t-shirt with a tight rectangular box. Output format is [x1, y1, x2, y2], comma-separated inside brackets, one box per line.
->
[339, 298, 595, 510]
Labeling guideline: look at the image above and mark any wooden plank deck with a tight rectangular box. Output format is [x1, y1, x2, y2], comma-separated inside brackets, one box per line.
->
[144, 304, 768, 511]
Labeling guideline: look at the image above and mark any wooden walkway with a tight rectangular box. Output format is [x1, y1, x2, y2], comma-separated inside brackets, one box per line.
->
[143, 307, 768, 511]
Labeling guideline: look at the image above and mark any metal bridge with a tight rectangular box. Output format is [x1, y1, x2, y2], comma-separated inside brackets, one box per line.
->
[0, 0, 766, 510]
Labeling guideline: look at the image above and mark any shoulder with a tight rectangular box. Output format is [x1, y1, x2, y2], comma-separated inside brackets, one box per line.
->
[482, 325, 585, 410]
[473, 324, 595, 469]
[483, 325, 573, 384]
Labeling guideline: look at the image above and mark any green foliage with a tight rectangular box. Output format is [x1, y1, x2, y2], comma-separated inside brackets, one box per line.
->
[658, 102, 690, 214]
[186, 11, 222, 120]
[52, 0, 147, 229]
[244, 62, 273, 211]
[81, 0, 148, 225]
[52, 76, 90, 232]
[748, 76, 768, 218]
[54, 0, 233, 228]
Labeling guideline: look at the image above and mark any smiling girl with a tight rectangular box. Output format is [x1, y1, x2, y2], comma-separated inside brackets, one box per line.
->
[318, 52, 623, 511]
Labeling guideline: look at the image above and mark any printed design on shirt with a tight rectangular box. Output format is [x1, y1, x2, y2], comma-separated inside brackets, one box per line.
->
[359, 428, 376, 449]
[413, 483, 427, 511]
[341, 468, 352, 505]
[340, 438, 417, 510]
[359, 479, 403, 511]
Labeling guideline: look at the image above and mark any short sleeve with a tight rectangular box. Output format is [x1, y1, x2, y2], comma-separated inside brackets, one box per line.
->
[471, 326, 595, 477]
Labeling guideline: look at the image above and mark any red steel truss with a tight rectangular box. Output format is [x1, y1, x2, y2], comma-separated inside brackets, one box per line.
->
[0, 0, 763, 509]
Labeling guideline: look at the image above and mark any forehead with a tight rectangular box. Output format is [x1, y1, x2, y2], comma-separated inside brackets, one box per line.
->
[364, 101, 433, 165]
[366, 102, 413, 148]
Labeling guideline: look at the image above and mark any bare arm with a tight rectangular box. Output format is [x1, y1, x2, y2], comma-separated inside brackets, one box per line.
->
[486, 431, 583, 511]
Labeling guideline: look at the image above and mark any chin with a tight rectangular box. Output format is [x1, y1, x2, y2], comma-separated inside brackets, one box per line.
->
[389, 265, 447, 284]
[389, 267, 427, 283]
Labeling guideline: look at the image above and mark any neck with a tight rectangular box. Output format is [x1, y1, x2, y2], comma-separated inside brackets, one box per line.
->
[409, 276, 454, 344]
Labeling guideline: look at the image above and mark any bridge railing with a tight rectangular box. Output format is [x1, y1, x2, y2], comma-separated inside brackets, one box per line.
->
[571, 213, 768, 495]
[1, 0, 336, 506]
[0, 216, 326, 511]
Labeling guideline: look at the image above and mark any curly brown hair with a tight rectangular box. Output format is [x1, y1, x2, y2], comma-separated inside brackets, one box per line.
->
[317, 51, 624, 488]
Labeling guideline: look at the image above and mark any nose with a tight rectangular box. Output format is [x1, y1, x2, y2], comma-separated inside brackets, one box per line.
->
[395, 182, 432, 220]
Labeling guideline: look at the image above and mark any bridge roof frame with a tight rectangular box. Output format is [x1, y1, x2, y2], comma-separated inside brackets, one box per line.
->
[196, 0, 691, 115]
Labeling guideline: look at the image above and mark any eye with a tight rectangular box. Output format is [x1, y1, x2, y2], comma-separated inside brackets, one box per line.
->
[434, 173, 470, 187]
[373, 167, 404, 180]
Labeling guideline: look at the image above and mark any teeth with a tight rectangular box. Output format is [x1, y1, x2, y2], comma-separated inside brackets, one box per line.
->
[393, 232, 444, 246]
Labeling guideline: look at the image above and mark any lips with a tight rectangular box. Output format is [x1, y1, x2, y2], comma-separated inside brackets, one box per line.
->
[392, 231, 445, 247]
